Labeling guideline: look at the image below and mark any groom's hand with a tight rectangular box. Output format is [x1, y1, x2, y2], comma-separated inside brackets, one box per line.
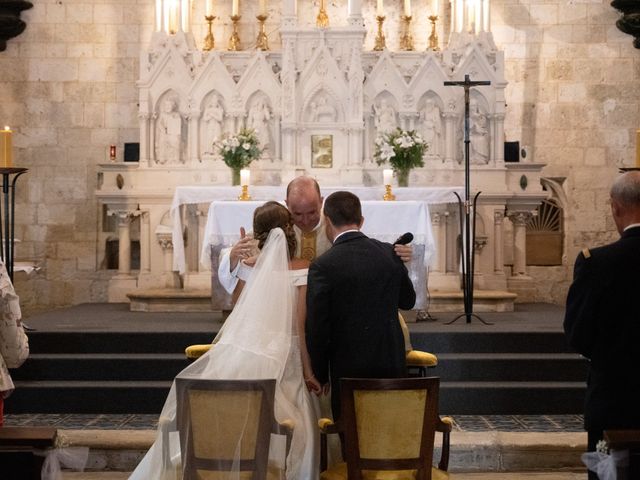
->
[394, 244, 413, 263]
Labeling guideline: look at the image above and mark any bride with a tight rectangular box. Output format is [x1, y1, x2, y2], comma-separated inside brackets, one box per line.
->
[129, 201, 321, 480]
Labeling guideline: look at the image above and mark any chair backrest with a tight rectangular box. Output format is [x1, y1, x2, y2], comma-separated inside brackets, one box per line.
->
[340, 376, 441, 480]
[175, 377, 277, 480]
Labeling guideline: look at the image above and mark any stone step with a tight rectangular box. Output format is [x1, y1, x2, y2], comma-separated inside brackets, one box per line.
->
[125, 288, 518, 313]
[429, 290, 518, 313]
[127, 289, 213, 312]
[54, 429, 587, 475]
[9, 380, 584, 415]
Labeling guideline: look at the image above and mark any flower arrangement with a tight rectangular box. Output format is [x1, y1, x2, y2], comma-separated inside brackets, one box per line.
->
[374, 128, 427, 186]
[215, 128, 262, 184]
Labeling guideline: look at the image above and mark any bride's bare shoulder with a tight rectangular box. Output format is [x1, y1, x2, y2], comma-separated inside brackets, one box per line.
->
[290, 258, 310, 270]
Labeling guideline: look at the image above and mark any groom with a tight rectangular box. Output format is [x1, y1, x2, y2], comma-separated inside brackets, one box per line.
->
[305, 191, 416, 419]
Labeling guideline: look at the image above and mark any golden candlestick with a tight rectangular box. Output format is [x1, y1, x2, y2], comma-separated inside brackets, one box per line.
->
[255, 14, 269, 50]
[203, 15, 216, 51]
[400, 15, 414, 51]
[228, 15, 241, 51]
[238, 185, 252, 200]
[428, 15, 439, 51]
[374, 15, 386, 51]
[636, 128, 640, 168]
[382, 185, 396, 201]
[316, 0, 329, 28]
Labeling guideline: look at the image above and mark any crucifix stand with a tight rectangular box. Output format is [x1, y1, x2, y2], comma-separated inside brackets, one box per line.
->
[443, 74, 492, 325]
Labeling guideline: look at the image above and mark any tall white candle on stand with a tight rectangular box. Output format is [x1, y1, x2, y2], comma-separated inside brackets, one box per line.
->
[433, 0, 438, 14]
[259, 0, 266, 15]
[0, 126, 12, 168]
[240, 169, 250, 186]
[383, 169, 393, 186]
[206, 0, 214, 16]
[376, 0, 383, 16]
[404, 0, 411, 16]
[232, 0, 239, 16]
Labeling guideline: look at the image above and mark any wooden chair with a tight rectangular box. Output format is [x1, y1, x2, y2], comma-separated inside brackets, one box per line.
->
[319, 377, 453, 480]
[0, 427, 57, 480]
[175, 377, 292, 480]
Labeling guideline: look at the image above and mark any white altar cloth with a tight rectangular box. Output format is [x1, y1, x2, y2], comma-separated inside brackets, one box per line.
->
[201, 199, 446, 310]
[170, 185, 463, 274]
[200, 200, 434, 268]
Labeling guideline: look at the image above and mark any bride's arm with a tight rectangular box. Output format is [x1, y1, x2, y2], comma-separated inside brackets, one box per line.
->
[297, 284, 322, 394]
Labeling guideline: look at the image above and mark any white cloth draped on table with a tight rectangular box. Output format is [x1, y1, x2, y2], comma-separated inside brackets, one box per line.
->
[170, 185, 462, 274]
[202, 200, 436, 309]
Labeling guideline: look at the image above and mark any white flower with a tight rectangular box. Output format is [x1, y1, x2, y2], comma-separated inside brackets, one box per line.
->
[242, 143, 251, 150]
[379, 144, 395, 161]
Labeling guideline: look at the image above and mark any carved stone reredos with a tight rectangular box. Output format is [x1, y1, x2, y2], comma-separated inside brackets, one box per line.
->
[137, 24, 511, 185]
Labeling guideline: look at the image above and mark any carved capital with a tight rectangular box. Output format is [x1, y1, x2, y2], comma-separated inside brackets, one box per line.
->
[507, 210, 532, 226]
[494, 209, 504, 225]
[157, 233, 174, 251]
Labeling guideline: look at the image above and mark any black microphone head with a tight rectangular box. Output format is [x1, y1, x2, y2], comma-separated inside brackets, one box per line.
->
[394, 232, 414, 245]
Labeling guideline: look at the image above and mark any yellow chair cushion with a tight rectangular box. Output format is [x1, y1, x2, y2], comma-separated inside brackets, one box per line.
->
[321, 462, 450, 480]
[185, 344, 212, 360]
[406, 350, 438, 368]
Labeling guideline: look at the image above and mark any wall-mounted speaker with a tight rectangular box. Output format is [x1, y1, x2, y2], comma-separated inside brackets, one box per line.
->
[504, 141, 520, 162]
[124, 143, 140, 162]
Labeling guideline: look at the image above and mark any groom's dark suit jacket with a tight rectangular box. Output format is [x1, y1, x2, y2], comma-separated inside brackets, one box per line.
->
[306, 231, 416, 418]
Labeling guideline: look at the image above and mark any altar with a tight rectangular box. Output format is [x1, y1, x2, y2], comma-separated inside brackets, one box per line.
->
[200, 198, 440, 310]
[94, 0, 549, 309]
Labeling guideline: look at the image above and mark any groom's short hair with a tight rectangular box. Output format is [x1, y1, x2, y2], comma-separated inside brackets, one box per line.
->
[324, 191, 362, 227]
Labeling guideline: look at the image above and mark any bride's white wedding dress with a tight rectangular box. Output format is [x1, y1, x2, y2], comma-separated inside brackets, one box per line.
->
[129, 228, 319, 480]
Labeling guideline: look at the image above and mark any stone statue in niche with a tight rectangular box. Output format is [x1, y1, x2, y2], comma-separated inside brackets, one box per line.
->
[469, 100, 489, 164]
[373, 99, 397, 136]
[202, 94, 225, 154]
[422, 99, 442, 157]
[156, 98, 183, 164]
[315, 96, 336, 123]
[247, 98, 271, 153]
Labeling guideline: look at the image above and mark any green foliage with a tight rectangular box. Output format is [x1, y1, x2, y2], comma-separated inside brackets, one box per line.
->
[374, 127, 427, 173]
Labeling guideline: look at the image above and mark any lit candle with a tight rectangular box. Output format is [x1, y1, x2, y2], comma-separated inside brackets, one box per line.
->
[433, 0, 439, 15]
[232, 0, 239, 16]
[404, 0, 411, 16]
[636, 129, 640, 168]
[259, 0, 266, 15]
[240, 168, 250, 186]
[0, 126, 12, 168]
[168, 0, 179, 34]
[383, 169, 393, 186]
[206, 0, 214, 16]
[376, 0, 383, 16]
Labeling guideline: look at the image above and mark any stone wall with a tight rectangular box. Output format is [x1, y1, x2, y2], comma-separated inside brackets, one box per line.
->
[2, 0, 639, 314]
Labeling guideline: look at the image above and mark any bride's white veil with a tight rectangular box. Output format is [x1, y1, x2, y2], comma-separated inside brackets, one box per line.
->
[129, 227, 308, 480]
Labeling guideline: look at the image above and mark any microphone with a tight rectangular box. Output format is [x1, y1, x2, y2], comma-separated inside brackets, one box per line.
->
[393, 232, 414, 245]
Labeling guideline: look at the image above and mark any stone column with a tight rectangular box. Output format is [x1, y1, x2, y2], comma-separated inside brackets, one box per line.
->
[139, 111, 150, 166]
[493, 209, 504, 274]
[431, 212, 446, 273]
[508, 211, 532, 277]
[157, 231, 179, 288]
[494, 113, 505, 165]
[443, 112, 457, 165]
[188, 108, 201, 164]
[109, 210, 136, 278]
[445, 210, 457, 273]
[150, 112, 157, 165]
[140, 211, 150, 273]
[474, 235, 488, 276]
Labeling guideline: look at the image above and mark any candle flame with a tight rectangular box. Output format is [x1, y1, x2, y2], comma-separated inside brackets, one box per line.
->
[4, 126, 10, 131]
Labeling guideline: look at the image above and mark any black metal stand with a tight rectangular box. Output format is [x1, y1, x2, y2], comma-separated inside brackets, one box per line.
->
[443, 75, 492, 325]
[0, 167, 28, 281]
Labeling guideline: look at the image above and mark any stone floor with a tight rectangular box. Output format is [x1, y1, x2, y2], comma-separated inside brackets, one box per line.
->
[63, 473, 586, 479]
[4, 413, 586, 432]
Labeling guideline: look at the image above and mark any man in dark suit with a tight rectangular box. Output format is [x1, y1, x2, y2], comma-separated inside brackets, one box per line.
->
[305, 191, 416, 419]
[564, 171, 640, 480]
